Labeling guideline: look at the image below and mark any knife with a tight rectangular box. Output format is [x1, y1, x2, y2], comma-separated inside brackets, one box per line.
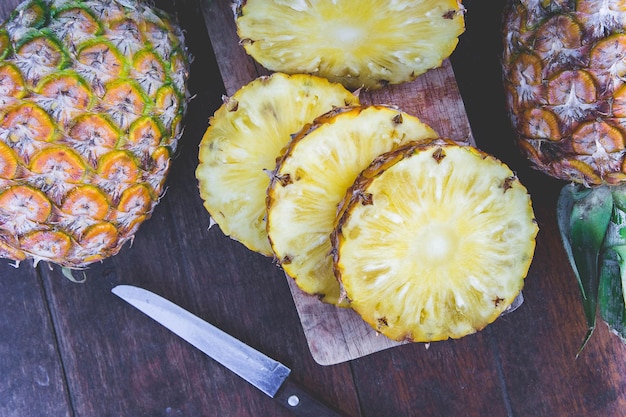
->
[111, 285, 345, 417]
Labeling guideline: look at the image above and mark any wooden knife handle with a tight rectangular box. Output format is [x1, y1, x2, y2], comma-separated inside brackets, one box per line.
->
[274, 378, 346, 417]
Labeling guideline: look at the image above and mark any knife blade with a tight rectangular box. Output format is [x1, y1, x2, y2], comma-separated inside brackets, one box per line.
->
[112, 285, 345, 417]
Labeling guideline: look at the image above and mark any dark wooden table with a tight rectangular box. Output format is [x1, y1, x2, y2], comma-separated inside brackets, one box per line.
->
[2, 1, 626, 416]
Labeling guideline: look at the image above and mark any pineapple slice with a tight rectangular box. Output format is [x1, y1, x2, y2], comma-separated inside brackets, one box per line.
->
[266, 106, 438, 305]
[196, 73, 358, 255]
[234, 0, 465, 90]
[332, 140, 538, 341]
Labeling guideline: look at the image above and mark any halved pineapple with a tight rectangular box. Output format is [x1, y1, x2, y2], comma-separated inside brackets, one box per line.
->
[266, 106, 438, 305]
[196, 73, 358, 255]
[234, 0, 465, 90]
[332, 140, 538, 341]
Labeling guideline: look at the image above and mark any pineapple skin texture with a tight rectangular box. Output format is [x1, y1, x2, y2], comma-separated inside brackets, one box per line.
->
[0, 0, 189, 268]
[503, 0, 626, 186]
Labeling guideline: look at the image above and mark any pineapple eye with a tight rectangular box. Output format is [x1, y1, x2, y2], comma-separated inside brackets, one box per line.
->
[15, 37, 65, 84]
[68, 114, 120, 165]
[19, 230, 72, 260]
[50, 8, 101, 44]
[376, 317, 389, 329]
[61, 185, 109, 220]
[132, 50, 166, 97]
[571, 120, 625, 155]
[0, 237, 26, 262]
[80, 221, 118, 252]
[37, 73, 93, 127]
[76, 41, 124, 90]
[154, 84, 181, 132]
[431, 147, 446, 163]
[0, 184, 52, 223]
[102, 80, 146, 130]
[128, 117, 163, 148]
[357, 191, 373, 206]
[97, 150, 140, 183]
[30, 146, 86, 184]
[2, 103, 55, 145]
[12, 3, 46, 29]
[117, 183, 152, 214]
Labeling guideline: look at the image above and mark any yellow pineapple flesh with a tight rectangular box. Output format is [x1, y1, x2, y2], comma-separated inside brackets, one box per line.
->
[196, 73, 358, 256]
[0, 0, 189, 268]
[266, 106, 438, 305]
[332, 140, 538, 341]
[234, 0, 465, 90]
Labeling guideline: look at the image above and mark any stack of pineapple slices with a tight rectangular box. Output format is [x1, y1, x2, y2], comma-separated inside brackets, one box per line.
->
[196, 73, 538, 342]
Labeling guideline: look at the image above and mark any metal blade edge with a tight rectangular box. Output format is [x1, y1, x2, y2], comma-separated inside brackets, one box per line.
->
[112, 285, 291, 397]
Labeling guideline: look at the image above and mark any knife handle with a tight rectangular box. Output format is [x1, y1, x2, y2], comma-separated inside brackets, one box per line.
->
[274, 378, 346, 417]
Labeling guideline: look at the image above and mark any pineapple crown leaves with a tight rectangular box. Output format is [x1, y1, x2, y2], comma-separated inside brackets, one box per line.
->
[557, 183, 626, 355]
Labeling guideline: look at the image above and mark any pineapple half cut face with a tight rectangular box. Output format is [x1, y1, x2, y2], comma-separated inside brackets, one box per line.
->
[235, 0, 465, 90]
[0, 0, 189, 268]
[332, 140, 538, 341]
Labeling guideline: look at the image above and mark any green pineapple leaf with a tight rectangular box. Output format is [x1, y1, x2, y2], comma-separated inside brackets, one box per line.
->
[557, 184, 613, 354]
[598, 186, 626, 343]
[598, 246, 626, 342]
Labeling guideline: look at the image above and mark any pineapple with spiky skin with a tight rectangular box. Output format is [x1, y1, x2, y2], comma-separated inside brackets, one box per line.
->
[196, 73, 358, 256]
[266, 105, 438, 305]
[234, 0, 466, 90]
[503, 0, 626, 185]
[0, 0, 189, 268]
[332, 140, 538, 341]
[502, 0, 626, 346]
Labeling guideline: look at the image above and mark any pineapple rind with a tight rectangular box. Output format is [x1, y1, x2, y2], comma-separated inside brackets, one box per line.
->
[235, 0, 465, 90]
[196, 73, 358, 256]
[333, 141, 538, 341]
[503, 0, 626, 185]
[0, 0, 189, 268]
[266, 106, 439, 305]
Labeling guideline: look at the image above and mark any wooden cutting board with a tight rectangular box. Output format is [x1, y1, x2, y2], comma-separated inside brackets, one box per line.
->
[200, 0, 475, 365]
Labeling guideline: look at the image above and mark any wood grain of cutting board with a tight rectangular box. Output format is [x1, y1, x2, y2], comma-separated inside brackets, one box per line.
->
[200, 0, 476, 366]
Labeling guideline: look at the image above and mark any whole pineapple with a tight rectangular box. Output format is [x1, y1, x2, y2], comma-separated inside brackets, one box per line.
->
[0, 0, 189, 268]
[502, 0, 626, 346]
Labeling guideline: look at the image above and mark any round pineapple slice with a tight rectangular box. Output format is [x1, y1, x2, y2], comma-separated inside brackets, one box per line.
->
[332, 140, 538, 341]
[266, 106, 438, 305]
[234, 0, 465, 90]
[196, 73, 358, 255]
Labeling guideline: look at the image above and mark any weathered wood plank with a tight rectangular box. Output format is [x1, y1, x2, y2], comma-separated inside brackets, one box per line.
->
[0, 262, 71, 417]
